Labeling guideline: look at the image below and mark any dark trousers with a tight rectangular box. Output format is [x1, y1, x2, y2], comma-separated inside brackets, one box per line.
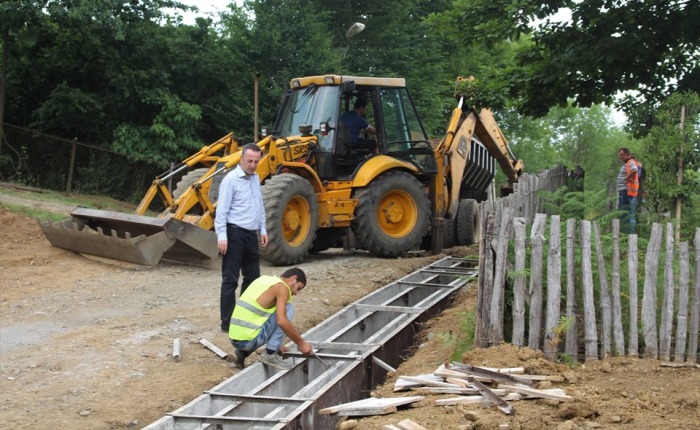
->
[220, 225, 260, 329]
[618, 190, 638, 234]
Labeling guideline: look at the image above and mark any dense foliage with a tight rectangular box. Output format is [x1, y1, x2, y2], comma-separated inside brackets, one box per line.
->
[1, 0, 697, 224]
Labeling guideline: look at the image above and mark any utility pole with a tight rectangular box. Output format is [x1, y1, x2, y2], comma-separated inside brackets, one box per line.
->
[676, 104, 686, 244]
[0, 28, 8, 156]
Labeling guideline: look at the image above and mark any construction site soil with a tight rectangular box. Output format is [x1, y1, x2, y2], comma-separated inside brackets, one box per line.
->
[0, 187, 698, 429]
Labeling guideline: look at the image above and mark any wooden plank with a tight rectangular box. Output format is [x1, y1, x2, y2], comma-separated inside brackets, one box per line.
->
[675, 241, 691, 362]
[593, 221, 612, 358]
[580, 220, 598, 361]
[642, 223, 663, 358]
[172, 338, 181, 362]
[469, 378, 515, 415]
[565, 218, 578, 361]
[628, 233, 640, 356]
[399, 376, 461, 388]
[611, 219, 626, 356]
[198, 338, 228, 360]
[445, 377, 470, 388]
[435, 392, 523, 406]
[499, 384, 572, 402]
[660, 223, 675, 361]
[373, 355, 396, 372]
[488, 206, 514, 344]
[319, 396, 424, 415]
[514, 374, 565, 382]
[448, 363, 534, 387]
[660, 362, 700, 368]
[512, 217, 527, 347]
[397, 418, 428, 430]
[476, 211, 495, 347]
[383, 425, 402, 430]
[394, 373, 444, 391]
[436, 364, 524, 375]
[528, 213, 547, 350]
[689, 228, 700, 363]
[411, 387, 480, 395]
[545, 215, 561, 360]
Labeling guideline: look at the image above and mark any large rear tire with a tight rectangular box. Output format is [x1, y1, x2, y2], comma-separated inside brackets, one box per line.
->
[443, 217, 456, 249]
[352, 171, 430, 258]
[455, 198, 480, 246]
[261, 174, 318, 266]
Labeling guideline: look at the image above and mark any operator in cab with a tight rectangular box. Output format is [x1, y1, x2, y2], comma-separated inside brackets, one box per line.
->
[340, 98, 377, 152]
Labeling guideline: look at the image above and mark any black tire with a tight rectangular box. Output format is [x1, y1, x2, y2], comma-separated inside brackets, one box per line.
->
[310, 227, 345, 253]
[455, 198, 480, 246]
[169, 168, 211, 216]
[352, 171, 430, 258]
[443, 217, 456, 249]
[260, 174, 319, 266]
[173, 168, 209, 200]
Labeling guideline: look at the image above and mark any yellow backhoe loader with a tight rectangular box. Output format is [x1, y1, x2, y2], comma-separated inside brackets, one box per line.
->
[40, 75, 523, 266]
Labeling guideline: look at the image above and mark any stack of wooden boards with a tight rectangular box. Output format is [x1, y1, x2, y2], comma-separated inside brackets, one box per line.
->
[320, 362, 572, 420]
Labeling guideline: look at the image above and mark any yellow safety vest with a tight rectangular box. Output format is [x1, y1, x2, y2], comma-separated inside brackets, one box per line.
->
[229, 276, 291, 341]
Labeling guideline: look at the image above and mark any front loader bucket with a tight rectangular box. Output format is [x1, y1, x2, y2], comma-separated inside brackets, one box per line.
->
[39, 207, 218, 267]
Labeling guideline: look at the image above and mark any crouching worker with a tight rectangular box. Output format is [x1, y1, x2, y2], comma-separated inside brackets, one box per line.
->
[229, 268, 313, 370]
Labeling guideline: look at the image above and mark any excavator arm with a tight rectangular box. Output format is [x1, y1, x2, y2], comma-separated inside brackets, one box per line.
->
[434, 88, 524, 219]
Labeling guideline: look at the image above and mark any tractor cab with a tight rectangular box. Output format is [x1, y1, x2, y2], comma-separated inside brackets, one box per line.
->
[272, 75, 437, 180]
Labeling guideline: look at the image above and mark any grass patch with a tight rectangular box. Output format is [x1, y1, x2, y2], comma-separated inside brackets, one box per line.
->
[0, 185, 135, 213]
[0, 202, 67, 222]
[450, 309, 476, 362]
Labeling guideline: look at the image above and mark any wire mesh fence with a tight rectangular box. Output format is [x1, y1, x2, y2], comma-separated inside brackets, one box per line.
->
[0, 123, 177, 203]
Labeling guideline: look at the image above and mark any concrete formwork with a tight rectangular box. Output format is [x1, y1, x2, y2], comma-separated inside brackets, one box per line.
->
[143, 256, 477, 430]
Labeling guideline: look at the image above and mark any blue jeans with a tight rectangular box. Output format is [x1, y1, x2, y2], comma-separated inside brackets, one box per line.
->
[618, 190, 637, 234]
[230, 304, 294, 354]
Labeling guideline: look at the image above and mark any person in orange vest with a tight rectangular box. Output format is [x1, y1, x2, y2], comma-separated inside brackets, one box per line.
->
[617, 148, 639, 233]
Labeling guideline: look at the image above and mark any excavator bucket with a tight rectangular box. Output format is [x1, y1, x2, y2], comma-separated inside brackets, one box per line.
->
[39, 207, 218, 267]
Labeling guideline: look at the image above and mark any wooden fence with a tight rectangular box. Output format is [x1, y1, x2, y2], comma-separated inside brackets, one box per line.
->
[476, 212, 700, 363]
[472, 166, 699, 363]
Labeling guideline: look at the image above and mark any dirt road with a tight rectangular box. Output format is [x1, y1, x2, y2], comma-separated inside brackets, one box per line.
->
[1, 190, 698, 429]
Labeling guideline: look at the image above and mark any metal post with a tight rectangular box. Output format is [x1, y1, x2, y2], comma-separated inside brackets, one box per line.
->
[676, 105, 685, 244]
[66, 139, 77, 193]
[254, 73, 260, 142]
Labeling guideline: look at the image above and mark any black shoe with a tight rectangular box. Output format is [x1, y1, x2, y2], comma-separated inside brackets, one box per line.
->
[221, 323, 229, 333]
[232, 349, 247, 369]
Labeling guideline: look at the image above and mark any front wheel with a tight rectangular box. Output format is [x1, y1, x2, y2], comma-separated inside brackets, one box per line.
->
[261, 174, 318, 265]
[352, 171, 430, 258]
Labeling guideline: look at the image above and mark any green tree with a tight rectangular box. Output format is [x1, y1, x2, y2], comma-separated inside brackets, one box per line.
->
[639, 91, 700, 240]
[428, 0, 700, 121]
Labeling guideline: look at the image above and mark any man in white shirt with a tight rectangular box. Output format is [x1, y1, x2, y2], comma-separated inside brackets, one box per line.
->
[215, 143, 268, 332]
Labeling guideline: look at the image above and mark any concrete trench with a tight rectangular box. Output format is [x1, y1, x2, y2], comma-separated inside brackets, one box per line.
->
[143, 256, 477, 430]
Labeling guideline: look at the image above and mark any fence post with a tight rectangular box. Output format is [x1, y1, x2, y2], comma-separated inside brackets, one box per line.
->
[689, 228, 700, 363]
[544, 215, 561, 360]
[565, 218, 578, 361]
[674, 241, 690, 362]
[593, 221, 612, 358]
[66, 139, 77, 193]
[489, 207, 514, 344]
[660, 223, 675, 361]
[527, 214, 547, 350]
[580, 220, 599, 361]
[476, 211, 495, 347]
[628, 234, 639, 356]
[611, 219, 625, 355]
[512, 217, 527, 347]
[642, 222, 663, 359]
